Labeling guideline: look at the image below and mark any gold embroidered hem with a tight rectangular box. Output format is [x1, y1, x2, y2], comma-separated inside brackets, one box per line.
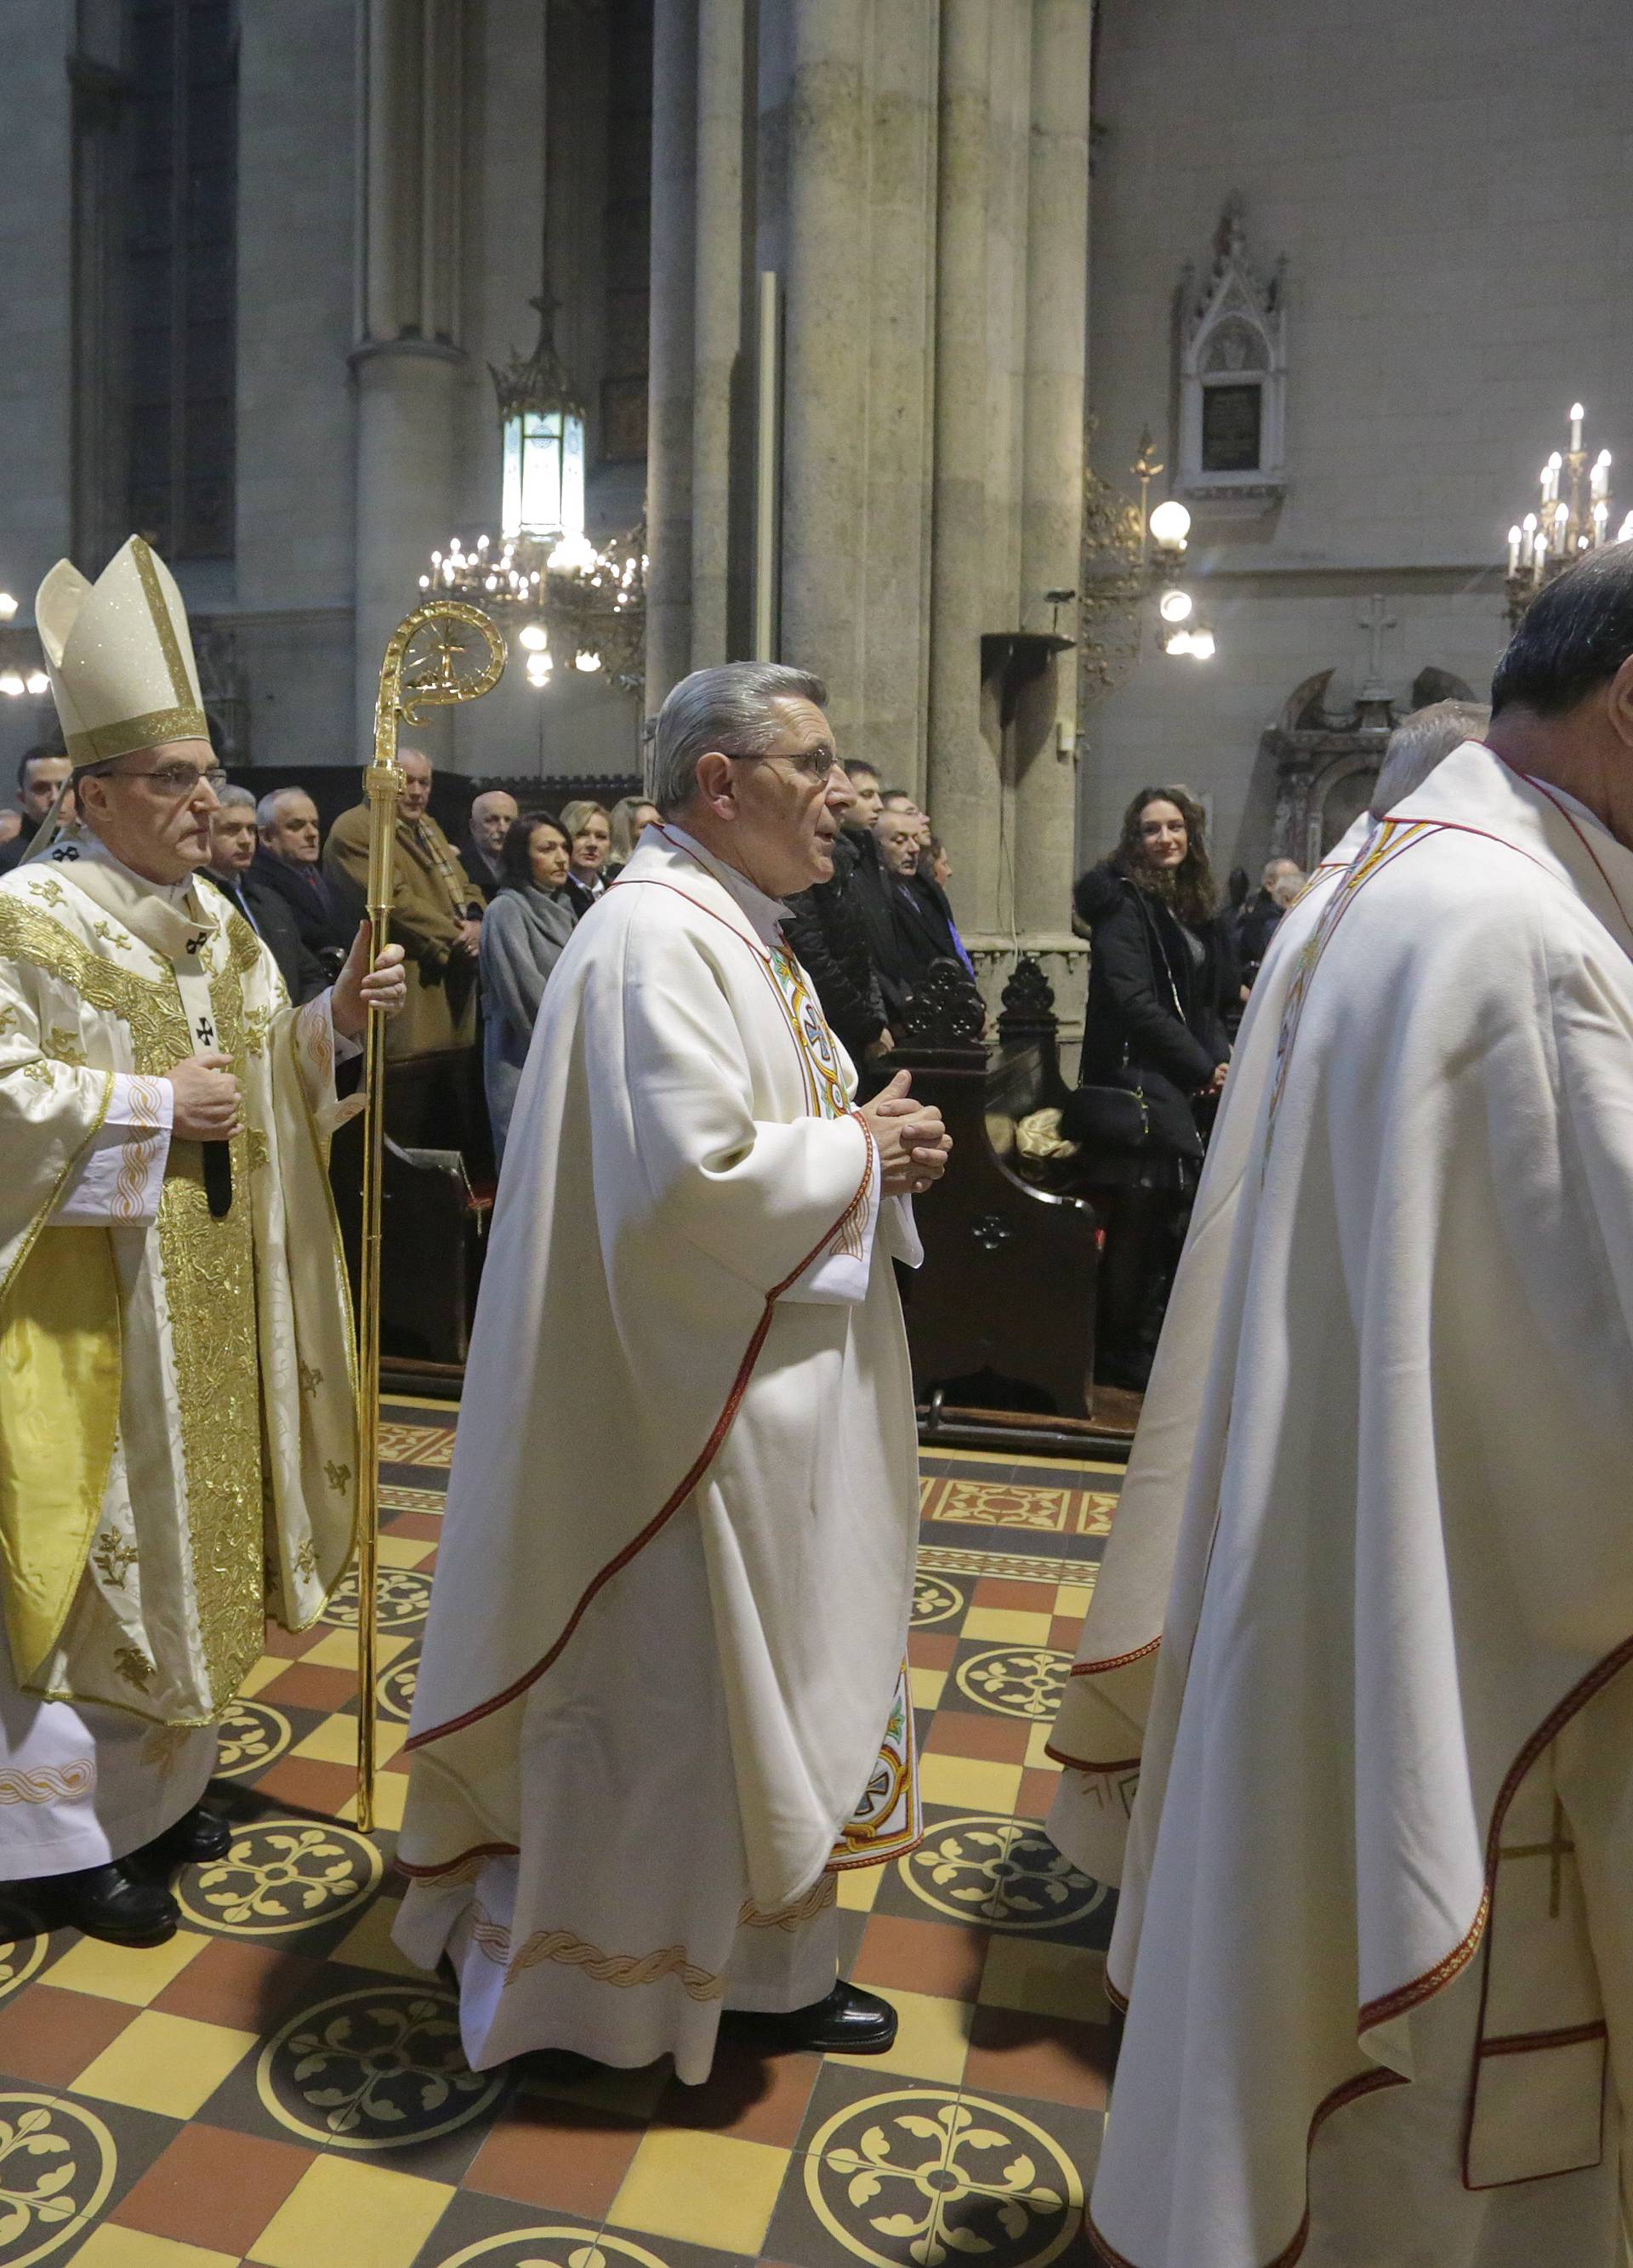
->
[828, 1662, 921, 1871]
[739, 1875, 840, 1931]
[467, 1906, 726, 2003]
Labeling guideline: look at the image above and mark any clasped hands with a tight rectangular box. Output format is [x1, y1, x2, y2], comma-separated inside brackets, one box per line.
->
[165, 923, 409, 1137]
[859, 1068, 953, 1199]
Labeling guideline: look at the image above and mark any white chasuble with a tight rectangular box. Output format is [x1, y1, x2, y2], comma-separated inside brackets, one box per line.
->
[0, 839, 360, 1873]
[395, 829, 923, 2080]
[1080, 747, 1633, 2268]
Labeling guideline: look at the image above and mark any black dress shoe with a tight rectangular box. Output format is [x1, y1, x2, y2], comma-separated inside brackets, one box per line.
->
[139, 1804, 233, 1866]
[53, 1861, 179, 1944]
[724, 1980, 898, 2055]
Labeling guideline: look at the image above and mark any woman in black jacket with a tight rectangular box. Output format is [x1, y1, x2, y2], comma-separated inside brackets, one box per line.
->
[1066, 784, 1238, 1390]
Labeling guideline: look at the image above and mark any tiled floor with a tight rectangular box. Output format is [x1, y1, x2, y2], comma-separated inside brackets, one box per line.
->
[0, 1408, 1120, 2268]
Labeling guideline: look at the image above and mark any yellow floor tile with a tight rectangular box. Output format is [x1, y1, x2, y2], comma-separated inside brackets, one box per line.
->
[77, 2231, 240, 2268]
[76, 2009, 259, 2118]
[327, 1894, 426, 1979]
[612, 2129, 790, 2254]
[46, 1929, 210, 2008]
[835, 1863, 884, 1912]
[979, 1935, 1109, 2024]
[918, 1752, 1025, 1815]
[302, 1627, 412, 1671]
[237, 1654, 287, 1697]
[869, 1985, 974, 2083]
[1055, 1581, 1095, 1618]
[336, 1769, 407, 1830]
[909, 1664, 947, 1711]
[249, 2157, 454, 2268]
[962, 1606, 1055, 1645]
[293, 1713, 406, 1766]
[1026, 1722, 1064, 1771]
[375, 1533, 434, 1569]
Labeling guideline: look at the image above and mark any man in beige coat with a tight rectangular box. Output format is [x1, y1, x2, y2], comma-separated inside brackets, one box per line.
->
[323, 746, 481, 1057]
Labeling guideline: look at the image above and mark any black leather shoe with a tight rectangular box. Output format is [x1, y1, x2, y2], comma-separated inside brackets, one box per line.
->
[54, 1861, 179, 1944]
[140, 1804, 233, 1866]
[724, 1980, 898, 2055]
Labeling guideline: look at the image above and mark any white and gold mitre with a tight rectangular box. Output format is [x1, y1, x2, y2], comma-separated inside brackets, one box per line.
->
[34, 533, 208, 768]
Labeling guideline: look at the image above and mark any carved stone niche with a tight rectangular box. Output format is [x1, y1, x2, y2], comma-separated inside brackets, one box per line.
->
[1265, 665, 1477, 870]
[1177, 197, 1287, 518]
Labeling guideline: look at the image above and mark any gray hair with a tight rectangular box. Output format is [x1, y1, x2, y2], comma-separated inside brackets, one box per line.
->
[651, 663, 828, 817]
[217, 784, 257, 813]
[257, 786, 314, 828]
[1371, 700, 1490, 817]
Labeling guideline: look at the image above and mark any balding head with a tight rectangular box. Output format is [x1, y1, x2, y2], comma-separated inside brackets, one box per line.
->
[469, 789, 518, 859]
[257, 788, 321, 865]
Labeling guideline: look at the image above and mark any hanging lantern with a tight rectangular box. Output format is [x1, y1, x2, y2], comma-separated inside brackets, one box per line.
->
[492, 293, 588, 545]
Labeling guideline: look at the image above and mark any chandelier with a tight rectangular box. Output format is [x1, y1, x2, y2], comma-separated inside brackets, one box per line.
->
[1503, 401, 1631, 627]
[0, 592, 48, 704]
[422, 295, 646, 693]
[1079, 424, 1216, 698]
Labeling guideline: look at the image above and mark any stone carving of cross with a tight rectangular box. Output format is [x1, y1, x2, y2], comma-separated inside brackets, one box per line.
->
[1357, 594, 1399, 700]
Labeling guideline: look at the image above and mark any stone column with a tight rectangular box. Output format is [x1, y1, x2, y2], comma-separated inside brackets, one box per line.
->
[689, 0, 748, 667]
[926, 0, 1000, 932]
[645, 0, 698, 704]
[351, 0, 465, 750]
[779, 0, 868, 731]
[1013, 0, 1090, 943]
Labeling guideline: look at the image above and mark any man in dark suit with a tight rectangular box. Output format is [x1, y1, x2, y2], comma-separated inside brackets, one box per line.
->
[251, 787, 353, 977]
[873, 808, 978, 994]
[0, 747, 76, 873]
[203, 789, 329, 1002]
[458, 789, 517, 903]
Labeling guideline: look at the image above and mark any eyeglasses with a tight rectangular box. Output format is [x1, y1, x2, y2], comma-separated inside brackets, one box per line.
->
[105, 762, 227, 795]
[725, 746, 843, 786]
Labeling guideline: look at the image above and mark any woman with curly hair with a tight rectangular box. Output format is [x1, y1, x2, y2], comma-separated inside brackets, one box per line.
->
[1066, 784, 1238, 1390]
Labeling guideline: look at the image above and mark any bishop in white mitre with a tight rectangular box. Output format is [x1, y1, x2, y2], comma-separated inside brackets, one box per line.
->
[1046, 552, 1633, 2268]
[0, 535, 405, 1942]
[395, 662, 951, 2082]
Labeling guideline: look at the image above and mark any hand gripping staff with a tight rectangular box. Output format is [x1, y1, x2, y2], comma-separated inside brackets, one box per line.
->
[356, 601, 505, 1832]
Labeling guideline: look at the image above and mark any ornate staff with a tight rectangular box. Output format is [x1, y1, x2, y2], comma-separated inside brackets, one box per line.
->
[357, 600, 506, 1832]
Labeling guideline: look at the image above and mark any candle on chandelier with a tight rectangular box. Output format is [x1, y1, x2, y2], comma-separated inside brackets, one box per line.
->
[1506, 525, 1522, 575]
[1592, 449, 1611, 501]
[1592, 500, 1609, 545]
[1533, 530, 1548, 582]
[1571, 403, 1585, 454]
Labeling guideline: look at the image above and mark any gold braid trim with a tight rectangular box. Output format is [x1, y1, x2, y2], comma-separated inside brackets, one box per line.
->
[467, 1904, 725, 2003]
[738, 1875, 839, 1932]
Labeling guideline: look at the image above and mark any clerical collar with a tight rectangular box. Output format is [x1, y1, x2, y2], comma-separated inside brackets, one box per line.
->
[1527, 777, 1606, 840]
[53, 825, 196, 909]
[662, 826, 790, 947]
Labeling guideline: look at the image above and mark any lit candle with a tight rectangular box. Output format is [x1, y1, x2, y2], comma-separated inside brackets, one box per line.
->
[1592, 449, 1611, 500]
[1593, 500, 1609, 544]
[1620, 512, 1633, 542]
[1556, 501, 1570, 552]
[1533, 531, 1549, 582]
[1507, 524, 1522, 575]
[1571, 403, 1585, 453]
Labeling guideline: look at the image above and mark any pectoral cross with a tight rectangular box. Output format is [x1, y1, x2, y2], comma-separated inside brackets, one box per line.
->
[1499, 1795, 1575, 1919]
[1357, 593, 1399, 702]
[194, 1012, 216, 1050]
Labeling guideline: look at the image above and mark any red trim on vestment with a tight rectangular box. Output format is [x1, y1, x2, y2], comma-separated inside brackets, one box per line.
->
[1478, 2020, 1607, 2057]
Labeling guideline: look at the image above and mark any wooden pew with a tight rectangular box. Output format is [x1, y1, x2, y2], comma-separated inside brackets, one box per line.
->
[890, 960, 1135, 1456]
[328, 1045, 495, 1393]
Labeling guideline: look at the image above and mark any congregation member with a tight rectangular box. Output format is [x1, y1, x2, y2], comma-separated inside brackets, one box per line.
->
[1232, 852, 1306, 986]
[1066, 785, 1237, 1392]
[458, 788, 518, 900]
[201, 785, 327, 1004]
[1053, 554, 1633, 2268]
[395, 661, 951, 2082]
[606, 793, 659, 880]
[781, 814, 892, 1072]
[558, 797, 613, 915]
[0, 747, 75, 873]
[0, 811, 19, 848]
[874, 806, 977, 987]
[325, 744, 482, 1057]
[252, 788, 353, 977]
[0, 534, 406, 1940]
[478, 811, 577, 1162]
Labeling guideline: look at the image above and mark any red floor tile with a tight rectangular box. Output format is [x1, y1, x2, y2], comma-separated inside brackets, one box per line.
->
[465, 2095, 646, 2218]
[925, 1711, 1033, 1765]
[853, 1912, 990, 2002]
[251, 1755, 358, 1815]
[256, 1661, 361, 1714]
[963, 2004, 1112, 2111]
[974, 1578, 1059, 1614]
[111, 2122, 315, 2253]
[384, 1513, 442, 1543]
[652, 2035, 822, 2147]
[154, 1936, 327, 2033]
[1016, 1767, 1064, 1822]
[259, 1623, 317, 1659]
[908, 1631, 960, 1671]
[1051, 1614, 1086, 1650]
[0, 1982, 134, 2086]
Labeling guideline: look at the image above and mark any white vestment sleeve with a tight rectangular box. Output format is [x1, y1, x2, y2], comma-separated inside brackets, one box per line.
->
[782, 1134, 881, 1303]
[53, 1072, 173, 1225]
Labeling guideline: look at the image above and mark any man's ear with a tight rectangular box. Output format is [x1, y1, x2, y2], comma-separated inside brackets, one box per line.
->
[691, 751, 737, 814]
[1606, 654, 1633, 753]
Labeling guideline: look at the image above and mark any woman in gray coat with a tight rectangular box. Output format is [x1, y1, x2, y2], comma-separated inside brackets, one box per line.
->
[480, 812, 578, 1160]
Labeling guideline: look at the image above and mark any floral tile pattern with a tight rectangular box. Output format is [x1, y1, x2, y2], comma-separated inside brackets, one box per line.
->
[0, 1405, 1116, 2267]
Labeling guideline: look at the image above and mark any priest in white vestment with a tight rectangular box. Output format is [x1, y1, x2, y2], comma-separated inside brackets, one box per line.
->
[0, 536, 405, 1941]
[1052, 550, 1633, 2268]
[395, 662, 951, 2082]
